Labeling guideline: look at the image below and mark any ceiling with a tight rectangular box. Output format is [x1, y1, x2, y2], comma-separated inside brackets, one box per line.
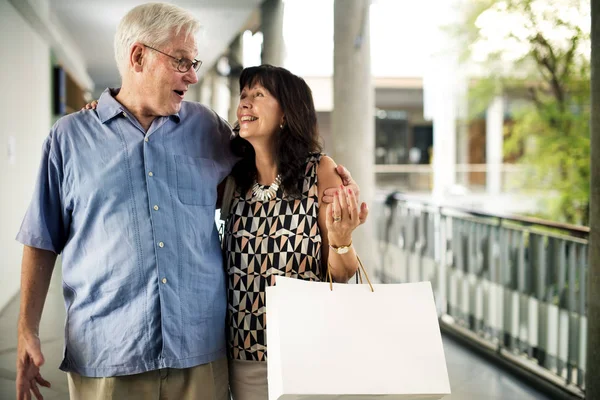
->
[48, 0, 263, 92]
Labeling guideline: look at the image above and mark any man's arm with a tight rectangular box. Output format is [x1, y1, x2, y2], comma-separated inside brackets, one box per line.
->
[321, 165, 368, 224]
[17, 245, 55, 400]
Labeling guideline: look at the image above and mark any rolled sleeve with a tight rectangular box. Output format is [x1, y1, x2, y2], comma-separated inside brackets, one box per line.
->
[16, 131, 70, 254]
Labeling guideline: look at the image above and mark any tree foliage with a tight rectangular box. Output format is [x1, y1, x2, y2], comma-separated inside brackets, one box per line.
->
[457, 0, 590, 224]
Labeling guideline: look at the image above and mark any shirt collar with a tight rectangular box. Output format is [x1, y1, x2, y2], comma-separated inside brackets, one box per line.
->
[97, 88, 181, 124]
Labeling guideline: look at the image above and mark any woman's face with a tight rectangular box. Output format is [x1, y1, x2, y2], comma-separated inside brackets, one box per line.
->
[237, 83, 284, 143]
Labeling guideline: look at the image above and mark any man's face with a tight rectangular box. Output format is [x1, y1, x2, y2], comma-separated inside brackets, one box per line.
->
[141, 32, 199, 116]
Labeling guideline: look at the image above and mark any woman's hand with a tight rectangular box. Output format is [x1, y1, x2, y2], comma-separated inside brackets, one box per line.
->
[326, 185, 365, 246]
[81, 100, 98, 110]
[322, 165, 368, 225]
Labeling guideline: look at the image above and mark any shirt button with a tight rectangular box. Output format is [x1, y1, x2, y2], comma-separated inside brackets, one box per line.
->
[162, 278, 167, 284]
[153, 205, 159, 211]
[148, 171, 154, 177]
[144, 137, 149, 142]
[122, 112, 126, 118]
[158, 241, 165, 248]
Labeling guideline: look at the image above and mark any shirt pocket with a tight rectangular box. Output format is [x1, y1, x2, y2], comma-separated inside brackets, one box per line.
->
[175, 155, 217, 206]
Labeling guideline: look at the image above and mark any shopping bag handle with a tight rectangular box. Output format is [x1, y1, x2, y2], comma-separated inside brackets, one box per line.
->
[327, 255, 374, 292]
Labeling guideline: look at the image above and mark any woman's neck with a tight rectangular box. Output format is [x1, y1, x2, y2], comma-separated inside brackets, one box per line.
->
[253, 142, 278, 185]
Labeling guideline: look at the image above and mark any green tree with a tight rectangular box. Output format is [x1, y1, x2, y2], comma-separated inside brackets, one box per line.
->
[457, 0, 591, 225]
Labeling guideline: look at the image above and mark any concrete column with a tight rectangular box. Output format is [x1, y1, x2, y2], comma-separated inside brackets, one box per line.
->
[186, 78, 201, 103]
[228, 35, 244, 125]
[332, 0, 376, 275]
[486, 96, 504, 195]
[199, 73, 212, 106]
[431, 78, 458, 199]
[424, 2, 461, 200]
[587, 0, 600, 396]
[210, 67, 220, 111]
[426, 53, 461, 199]
[456, 81, 470, 187]
[455, 125, 469, 187]
[260, 0, 284, 66]
[209, 67, 229, 119]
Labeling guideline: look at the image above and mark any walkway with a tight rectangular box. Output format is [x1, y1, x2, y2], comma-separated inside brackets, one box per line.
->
[0, 267, 550, 399]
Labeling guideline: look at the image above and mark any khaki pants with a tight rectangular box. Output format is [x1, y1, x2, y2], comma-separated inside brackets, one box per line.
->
[67, 357, 229, 400]
[228, 359, 267, 400]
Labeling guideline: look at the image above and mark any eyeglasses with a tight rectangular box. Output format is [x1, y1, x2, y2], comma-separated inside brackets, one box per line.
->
[144, 44, 202, 73]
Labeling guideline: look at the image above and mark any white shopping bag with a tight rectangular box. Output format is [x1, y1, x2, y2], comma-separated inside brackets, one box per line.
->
[266, 277, 451, 400]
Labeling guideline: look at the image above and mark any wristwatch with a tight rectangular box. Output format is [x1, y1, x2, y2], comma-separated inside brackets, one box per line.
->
[329, 241, 352, 255]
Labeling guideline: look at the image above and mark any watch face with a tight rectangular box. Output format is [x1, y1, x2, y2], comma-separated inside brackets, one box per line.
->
[337, 247, 349, 254]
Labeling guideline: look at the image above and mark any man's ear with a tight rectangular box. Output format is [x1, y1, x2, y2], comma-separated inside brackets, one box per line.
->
[130, 43, 145, 72]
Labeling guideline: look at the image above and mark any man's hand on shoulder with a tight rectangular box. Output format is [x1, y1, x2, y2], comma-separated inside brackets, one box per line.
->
[321, 164, 368, 225]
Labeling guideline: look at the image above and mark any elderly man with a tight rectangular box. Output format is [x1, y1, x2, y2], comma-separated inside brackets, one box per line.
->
[16, 3, 360, 400]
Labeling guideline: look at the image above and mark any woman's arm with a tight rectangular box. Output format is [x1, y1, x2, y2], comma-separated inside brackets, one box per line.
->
[316, 156, 366, 283]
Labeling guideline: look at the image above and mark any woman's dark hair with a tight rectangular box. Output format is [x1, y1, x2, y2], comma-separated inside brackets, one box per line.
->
[230, 64, 322, 198]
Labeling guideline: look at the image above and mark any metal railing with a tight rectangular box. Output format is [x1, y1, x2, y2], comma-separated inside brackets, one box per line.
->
[375, 193, 588, 398]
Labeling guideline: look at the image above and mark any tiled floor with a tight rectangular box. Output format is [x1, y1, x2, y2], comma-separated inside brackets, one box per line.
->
[0, 267, 551, 400]
[441, 338, 550, 400]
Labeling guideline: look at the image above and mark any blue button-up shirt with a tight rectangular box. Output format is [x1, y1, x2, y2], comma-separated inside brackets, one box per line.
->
[16, 89, 236, 377]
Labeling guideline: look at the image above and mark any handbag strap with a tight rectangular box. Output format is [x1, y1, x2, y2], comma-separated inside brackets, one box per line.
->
[219, 175, 236, 221]
[327, 255, 374, 292]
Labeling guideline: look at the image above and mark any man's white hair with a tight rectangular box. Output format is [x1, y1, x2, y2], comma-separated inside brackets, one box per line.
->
[114, 2, 201, 77]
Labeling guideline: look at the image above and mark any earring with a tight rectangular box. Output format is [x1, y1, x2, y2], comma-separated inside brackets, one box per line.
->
[280, 123, 284, 130]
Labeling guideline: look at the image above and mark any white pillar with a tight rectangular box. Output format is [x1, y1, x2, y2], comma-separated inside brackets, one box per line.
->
[186, 79, 201, 103]
[200, 71, 213, 106]
[486, 96, 504, 195]
[424, 1, 462, 200]
[228, 35, 243, 125]
[332, 0, 376, 274]
[456, 77, 470, 187]
[261, 0, 284, 66]
[209, 68, 229, 119]
[431, 76, 458, 199]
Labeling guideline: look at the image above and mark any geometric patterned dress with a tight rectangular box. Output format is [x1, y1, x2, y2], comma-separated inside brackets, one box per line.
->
[224, 153, 323, 361]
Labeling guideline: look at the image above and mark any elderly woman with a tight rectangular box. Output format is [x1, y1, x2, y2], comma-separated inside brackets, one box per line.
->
[224, 65, 367, 400]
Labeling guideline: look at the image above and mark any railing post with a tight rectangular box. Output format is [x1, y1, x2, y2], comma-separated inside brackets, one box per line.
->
[517, 231, 531, 357]
[566, 243, 577, 385]
[438, 211, 448, 315]
[556, 239, 567, 378]
[501, 226, 512, 349]
[579, 245, 588, 387]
